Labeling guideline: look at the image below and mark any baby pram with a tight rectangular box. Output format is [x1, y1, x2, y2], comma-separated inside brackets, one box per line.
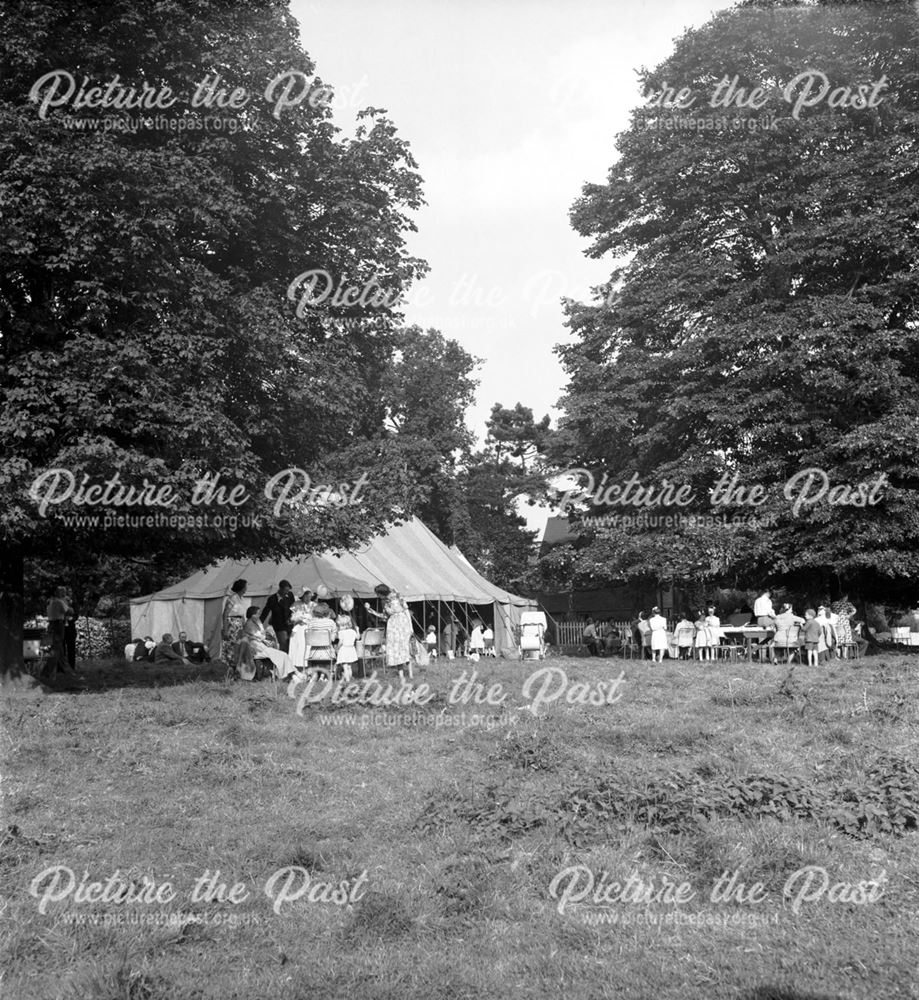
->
[518, 611, 547, 660]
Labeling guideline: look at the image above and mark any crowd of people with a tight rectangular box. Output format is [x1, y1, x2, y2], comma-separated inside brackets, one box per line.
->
[126, 632, 210, 664]
[581, 590, 870, 663]
[217, 579, 496, 681]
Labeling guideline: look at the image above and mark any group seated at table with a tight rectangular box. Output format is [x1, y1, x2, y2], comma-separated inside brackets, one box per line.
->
[629, 597, 866, 662]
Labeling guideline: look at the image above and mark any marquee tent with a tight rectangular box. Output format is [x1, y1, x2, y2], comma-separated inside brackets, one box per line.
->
[130, 517, 539, 658]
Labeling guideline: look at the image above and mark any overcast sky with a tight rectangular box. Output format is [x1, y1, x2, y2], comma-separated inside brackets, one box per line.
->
[289, 0, 737, 528]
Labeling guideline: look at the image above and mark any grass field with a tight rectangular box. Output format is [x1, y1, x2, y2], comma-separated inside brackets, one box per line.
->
[2, 652, 918, 1000]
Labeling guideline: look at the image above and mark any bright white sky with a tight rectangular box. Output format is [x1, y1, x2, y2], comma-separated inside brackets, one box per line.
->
[289, 0, 736, 529]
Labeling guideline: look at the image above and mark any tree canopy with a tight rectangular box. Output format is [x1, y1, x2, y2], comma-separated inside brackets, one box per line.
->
[0, 0, 431, 673]
[552, 0, 919, 600]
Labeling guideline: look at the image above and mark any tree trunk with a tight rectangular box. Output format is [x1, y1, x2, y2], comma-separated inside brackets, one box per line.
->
[0, 539, 37, 687]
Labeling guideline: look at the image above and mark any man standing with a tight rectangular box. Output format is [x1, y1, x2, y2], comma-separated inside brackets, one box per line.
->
[63, 587, 77, 671]
[753, 589, 777, 628]
[442, 619, 458, 660]
[43, 586, 73, 677]
[582, 618, 600, 656]
[261, 580, 294, 652]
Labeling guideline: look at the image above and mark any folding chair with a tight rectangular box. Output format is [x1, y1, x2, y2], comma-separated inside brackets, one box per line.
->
[774, 625, 802, 665]
[360, 628, 385, 677]
[304, 628, 335, 680]
[620, 627, 640, 659]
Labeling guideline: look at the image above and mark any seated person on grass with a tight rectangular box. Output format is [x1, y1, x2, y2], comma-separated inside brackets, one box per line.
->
[172, 631, 210, 663]
[153, 633, 187, 664]
[133, 636, 155, 662]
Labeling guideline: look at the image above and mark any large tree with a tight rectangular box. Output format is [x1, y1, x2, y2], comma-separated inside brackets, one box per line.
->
[554, 0, 919, 600]
[452, 404, 550, 592]
[0, 0, 428, 679]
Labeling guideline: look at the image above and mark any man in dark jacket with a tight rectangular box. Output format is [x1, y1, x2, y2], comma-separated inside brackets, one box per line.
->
[172, 631, 210, 663]
[260, 580, 294, 652]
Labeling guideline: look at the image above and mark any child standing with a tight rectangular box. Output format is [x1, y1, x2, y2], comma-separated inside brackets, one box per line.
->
[802, 609, 821, 666]
[673, 613, 695, 660]
[425, 625, 438, 659]
[694, 611, 713, 661]
[468, 619, 485, 660]
[705, 604, 723, 657]
[335, 614, 358, 682]
[648, 606, 668, 663]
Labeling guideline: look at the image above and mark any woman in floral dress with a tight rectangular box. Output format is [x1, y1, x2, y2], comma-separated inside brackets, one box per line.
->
[222, 579, 248, 665]
[364, 584, 412, 672]
[830, 596, 856, 649]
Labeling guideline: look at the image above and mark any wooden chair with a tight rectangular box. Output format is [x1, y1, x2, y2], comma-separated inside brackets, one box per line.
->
[360, 627, 385, 677]
[620, 627, 640, 659]
[304, 628, 335, 680]
[716, 639, 742, 663]
[774, 625, 802, 664]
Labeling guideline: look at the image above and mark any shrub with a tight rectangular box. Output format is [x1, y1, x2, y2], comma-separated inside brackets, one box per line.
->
[25, 615, 132, 660]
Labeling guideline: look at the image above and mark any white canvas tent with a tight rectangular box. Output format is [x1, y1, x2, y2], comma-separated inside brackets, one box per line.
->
[130, 517, 539, 658]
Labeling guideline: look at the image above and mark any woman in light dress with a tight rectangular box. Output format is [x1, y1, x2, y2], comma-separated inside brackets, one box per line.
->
[773, 603, 805, 663]
[703, 604, 724, 658]
[236, 607, 300, 681]
[222, 579, 247, 665]
[364, 583, 412, 674]
[648, 606, 668, 663]
[288, 590, 315, 668]
[694, 611, 714, 661]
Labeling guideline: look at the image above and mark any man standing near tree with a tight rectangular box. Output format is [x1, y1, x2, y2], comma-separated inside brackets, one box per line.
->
[43, 586, 73, 677]
[63, 587, 77, 671]
[260, 580, 294, 653]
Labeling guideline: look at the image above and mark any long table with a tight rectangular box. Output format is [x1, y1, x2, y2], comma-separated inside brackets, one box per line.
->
[720, 626, 776, 662]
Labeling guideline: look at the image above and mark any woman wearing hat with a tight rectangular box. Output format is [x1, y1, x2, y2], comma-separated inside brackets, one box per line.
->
[364, 584, 412, 676]
[288, 589, 314, 668]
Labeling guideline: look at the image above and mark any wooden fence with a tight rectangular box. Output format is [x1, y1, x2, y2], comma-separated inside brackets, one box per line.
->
[553, 619, 638, 646]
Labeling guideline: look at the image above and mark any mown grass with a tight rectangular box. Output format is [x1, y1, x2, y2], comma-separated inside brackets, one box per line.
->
[2, 654, 918, 999]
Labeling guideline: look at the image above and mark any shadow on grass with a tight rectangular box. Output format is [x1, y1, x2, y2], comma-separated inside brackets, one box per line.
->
[40, 658, 245, 693]
[744, 988, 846, 1000]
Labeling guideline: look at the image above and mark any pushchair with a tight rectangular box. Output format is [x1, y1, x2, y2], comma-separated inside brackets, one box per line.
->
[518, 611, 547, 660]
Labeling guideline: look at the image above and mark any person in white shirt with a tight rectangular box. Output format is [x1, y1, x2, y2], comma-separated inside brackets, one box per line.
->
[816, 605, 837, 662]
[753, 590, 776, 628]
[335, 614, 358, 681]
[468, 620, 485, 658]
[636, 612, 652, 659]
[482, 625, 495, 657]
[704, 605, 723, 646]
[648, 607, 668, 663]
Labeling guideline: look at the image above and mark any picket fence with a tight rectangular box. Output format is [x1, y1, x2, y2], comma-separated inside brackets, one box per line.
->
[553, 619, 639, 646]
